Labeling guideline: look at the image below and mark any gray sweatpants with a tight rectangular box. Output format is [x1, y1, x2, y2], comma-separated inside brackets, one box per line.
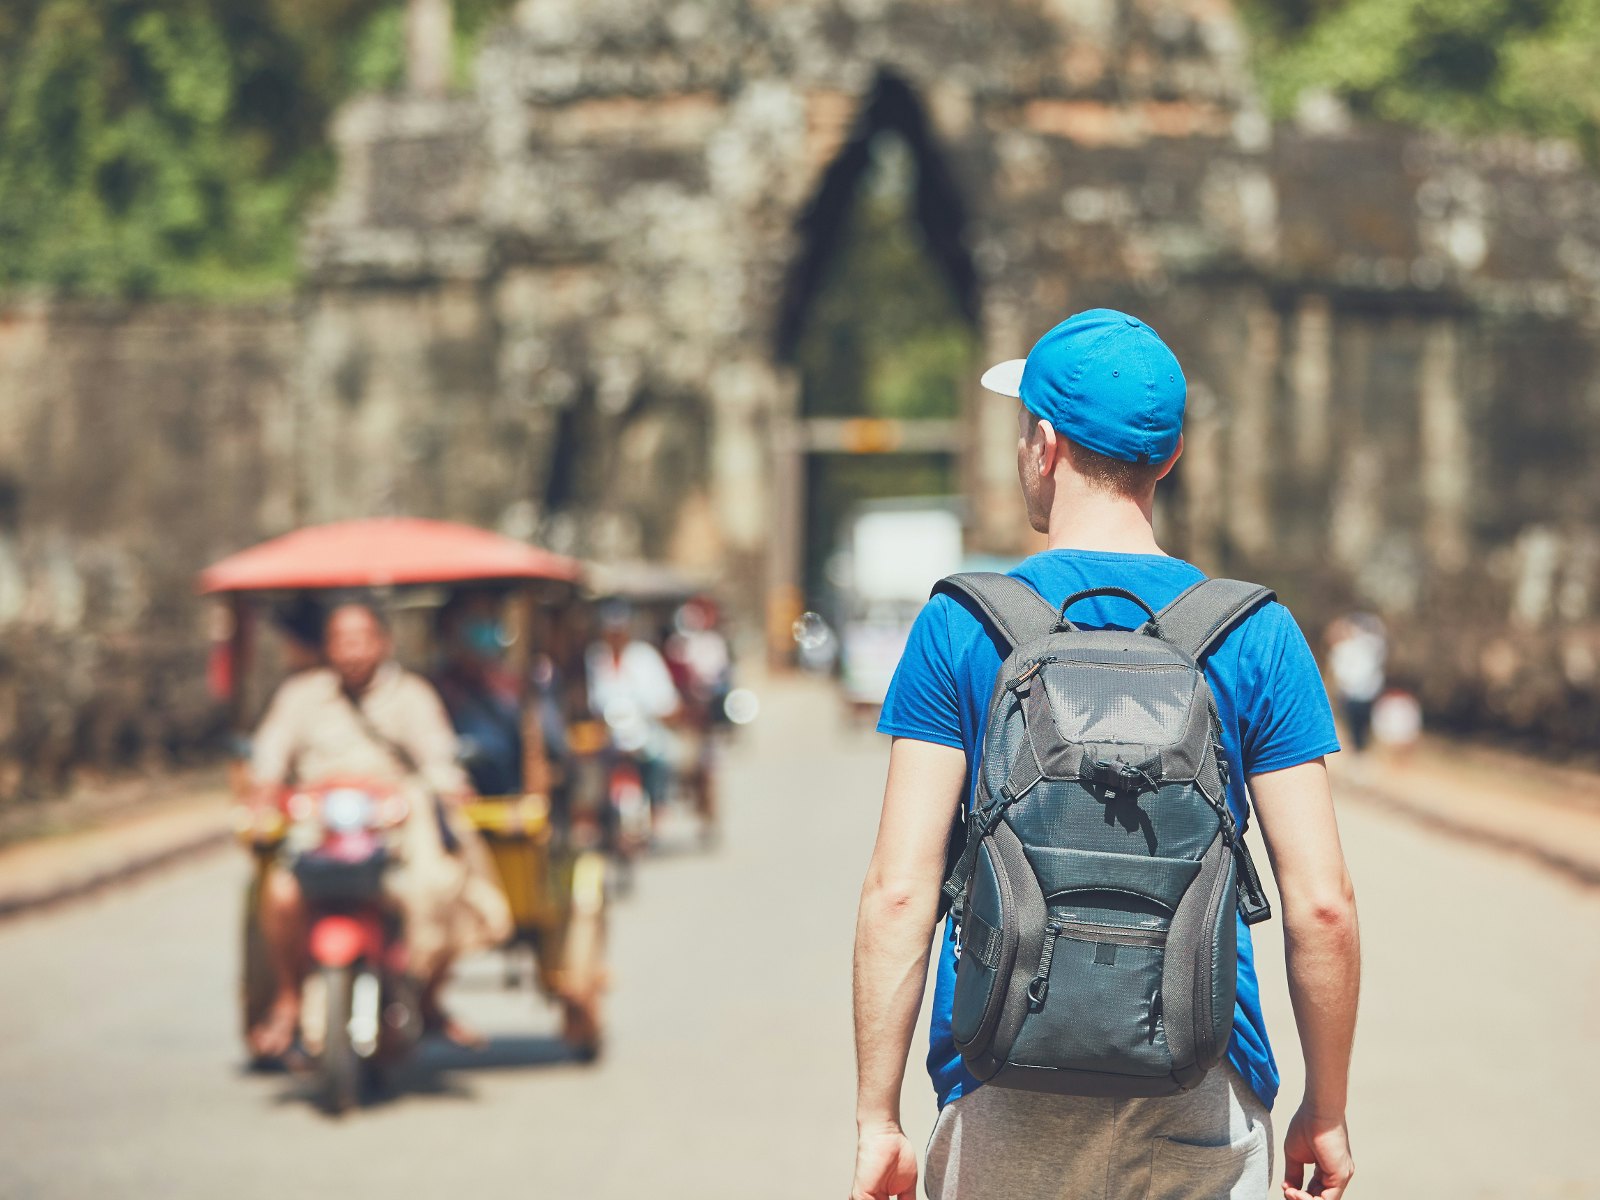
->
[924, 1066, 1273, 1200]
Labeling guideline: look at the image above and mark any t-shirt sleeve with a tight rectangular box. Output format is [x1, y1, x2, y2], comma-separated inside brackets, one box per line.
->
[250, 678, 301, 786]
[1238, 603, 1342, 775]
[630, 643, 682, 719]
[876, 596, 964, 750]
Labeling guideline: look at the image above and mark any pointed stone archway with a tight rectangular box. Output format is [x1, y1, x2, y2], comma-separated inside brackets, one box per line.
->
[299, 0, 1600, 681]
[302, 0, 1271, 594]
[764, 71, 982, 650]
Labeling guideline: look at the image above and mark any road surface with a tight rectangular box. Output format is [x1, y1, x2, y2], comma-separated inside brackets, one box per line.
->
[1, 678, 1597, 1198]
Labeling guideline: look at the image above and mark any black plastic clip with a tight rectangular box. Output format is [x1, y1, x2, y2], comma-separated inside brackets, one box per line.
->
[1081, 754, 1161, 801]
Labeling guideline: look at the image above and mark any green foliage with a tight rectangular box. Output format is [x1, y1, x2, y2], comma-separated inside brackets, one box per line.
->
[0, 0, 512, 297]
[345, 0, 511, 93]
[1244, 0, 1600, 160]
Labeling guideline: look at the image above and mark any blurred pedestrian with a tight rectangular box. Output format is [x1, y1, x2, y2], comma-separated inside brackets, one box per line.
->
[1371, 686, 1423, 762]
[1327, 613, 1388, 754]
[851, 310, 1359, 1200]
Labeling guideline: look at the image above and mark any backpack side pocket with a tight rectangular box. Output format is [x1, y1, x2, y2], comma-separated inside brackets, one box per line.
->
[951, 837, 1015, 1061]
[953, 822, 1049, 1080]
[1161, 833, 1236, 1083]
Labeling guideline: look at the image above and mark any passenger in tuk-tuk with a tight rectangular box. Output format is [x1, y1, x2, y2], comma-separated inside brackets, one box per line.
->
[433, 593, 524, 797]
[246, 602, 512, 1059]
[433, 593, 582, 801]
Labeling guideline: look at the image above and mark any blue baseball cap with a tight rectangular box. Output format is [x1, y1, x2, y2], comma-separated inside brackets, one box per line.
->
[979, 308, 1186, 464]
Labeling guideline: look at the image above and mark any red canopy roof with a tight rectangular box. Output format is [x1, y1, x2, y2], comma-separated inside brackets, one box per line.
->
[198, 518, 582, 594]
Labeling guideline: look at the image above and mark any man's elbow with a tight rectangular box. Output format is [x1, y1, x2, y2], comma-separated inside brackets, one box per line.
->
[860, 871, 939, 923]
[1283, 877, 1359, 935]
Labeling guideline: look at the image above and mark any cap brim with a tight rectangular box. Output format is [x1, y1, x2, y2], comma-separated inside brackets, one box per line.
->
[980, 359, 1026, 398]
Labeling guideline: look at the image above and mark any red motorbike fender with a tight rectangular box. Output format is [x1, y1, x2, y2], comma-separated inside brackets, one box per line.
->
[308, 913, 384, 968]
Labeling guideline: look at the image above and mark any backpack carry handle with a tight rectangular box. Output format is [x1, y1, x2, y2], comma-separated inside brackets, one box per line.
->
[1055, 587, 1161, 635]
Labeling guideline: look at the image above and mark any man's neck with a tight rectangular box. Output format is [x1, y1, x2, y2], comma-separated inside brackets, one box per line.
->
[1044, 487, 1165, 556]
[338, 661, 390, 700]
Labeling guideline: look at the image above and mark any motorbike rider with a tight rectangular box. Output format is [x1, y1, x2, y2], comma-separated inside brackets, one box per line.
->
[584, 600, 680, 828]
[246, 602, 511, 1060]
[662, 595, 731, 833]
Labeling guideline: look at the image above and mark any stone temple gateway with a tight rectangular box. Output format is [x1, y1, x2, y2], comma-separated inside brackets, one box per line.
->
[301, 0, 1600, 739]
[2, 0, 1600, 792]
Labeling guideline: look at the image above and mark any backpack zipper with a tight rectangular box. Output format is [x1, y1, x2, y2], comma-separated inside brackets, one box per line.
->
[1051, 658, 1187, 671]
[1192, 849, 1233, 1064]
[1025, 919, 1168, 1012]
[1053, 918, 1169, 946]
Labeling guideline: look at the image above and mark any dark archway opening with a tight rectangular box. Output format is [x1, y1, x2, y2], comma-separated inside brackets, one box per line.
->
[775, 72, 979, 363]
[775, 72, 981, 632]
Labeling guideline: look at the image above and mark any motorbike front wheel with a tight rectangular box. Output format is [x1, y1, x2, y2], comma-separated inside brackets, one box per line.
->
[317, 965, 360, 1115]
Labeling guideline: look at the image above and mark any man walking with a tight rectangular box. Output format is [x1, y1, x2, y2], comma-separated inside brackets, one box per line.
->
[850, 310, 1359, 1200]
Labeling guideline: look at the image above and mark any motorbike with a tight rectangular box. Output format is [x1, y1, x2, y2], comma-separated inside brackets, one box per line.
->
[208, 518, 611, 1081]
[602, 702, 666, 879]
[280, 778, 418, 1113]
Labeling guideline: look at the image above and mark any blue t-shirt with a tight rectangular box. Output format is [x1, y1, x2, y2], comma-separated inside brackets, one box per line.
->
[876, 549, 1340, 1111]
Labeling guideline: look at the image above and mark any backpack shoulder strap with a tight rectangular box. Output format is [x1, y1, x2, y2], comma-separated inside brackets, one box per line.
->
[1156, 578, 1276, 661]
[930, 571, 1059, 925]
[931, 572, 1059, 652]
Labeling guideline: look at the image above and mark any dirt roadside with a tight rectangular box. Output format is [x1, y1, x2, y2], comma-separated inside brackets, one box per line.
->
[0, 773, 235, 919]
[1330, 737, 1600, 887]
[3, 729, 1598, 922]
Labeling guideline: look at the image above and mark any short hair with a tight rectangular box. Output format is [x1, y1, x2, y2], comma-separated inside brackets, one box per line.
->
[1022, 408, 1168, 498]
[1068, 440, 1168, 498]
[324, 601, 390, 638]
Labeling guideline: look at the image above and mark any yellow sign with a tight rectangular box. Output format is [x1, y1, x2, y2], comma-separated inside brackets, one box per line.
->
[839, 418, 901, 453]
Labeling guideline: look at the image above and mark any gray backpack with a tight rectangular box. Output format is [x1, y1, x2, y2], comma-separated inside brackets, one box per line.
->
[937, 574, 1275, 1098]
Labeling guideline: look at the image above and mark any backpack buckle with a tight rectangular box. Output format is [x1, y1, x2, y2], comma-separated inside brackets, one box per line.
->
[1081, 754, 1160, 800]
[1238, 887, 1273, 926]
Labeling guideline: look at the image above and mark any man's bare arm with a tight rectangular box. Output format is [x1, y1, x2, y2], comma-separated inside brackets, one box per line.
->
[1251, 757, 1360, 1200]
[247, 681, 299, 814]
[850, 737, 965, 1200]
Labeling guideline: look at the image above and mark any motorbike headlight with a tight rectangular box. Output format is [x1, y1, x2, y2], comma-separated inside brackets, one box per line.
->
[322, 787, 376, 833]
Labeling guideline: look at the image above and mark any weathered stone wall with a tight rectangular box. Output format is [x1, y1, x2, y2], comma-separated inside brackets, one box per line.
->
[5, 0, 1600, 793]
[0, 301, 297, 795]
[296, 0, 1600, 748]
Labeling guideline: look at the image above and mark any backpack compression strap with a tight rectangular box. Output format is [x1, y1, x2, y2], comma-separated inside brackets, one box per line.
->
[930, 573, 1059, 652]
[1156, 578, 1276, 661]
[1157, 576, 1279, 926]
[927, 573, 1057, 925]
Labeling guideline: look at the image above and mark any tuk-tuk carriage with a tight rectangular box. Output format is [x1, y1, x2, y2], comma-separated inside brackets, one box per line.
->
[200, 518, 608, 1102]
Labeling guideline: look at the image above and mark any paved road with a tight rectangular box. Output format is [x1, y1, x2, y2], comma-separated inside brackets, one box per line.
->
[1, 679, 1597, 1199]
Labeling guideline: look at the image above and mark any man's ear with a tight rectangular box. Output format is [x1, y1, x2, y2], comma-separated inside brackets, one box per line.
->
[1036, 418, 1061, 475]
[1155, 434, 1183, 481]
